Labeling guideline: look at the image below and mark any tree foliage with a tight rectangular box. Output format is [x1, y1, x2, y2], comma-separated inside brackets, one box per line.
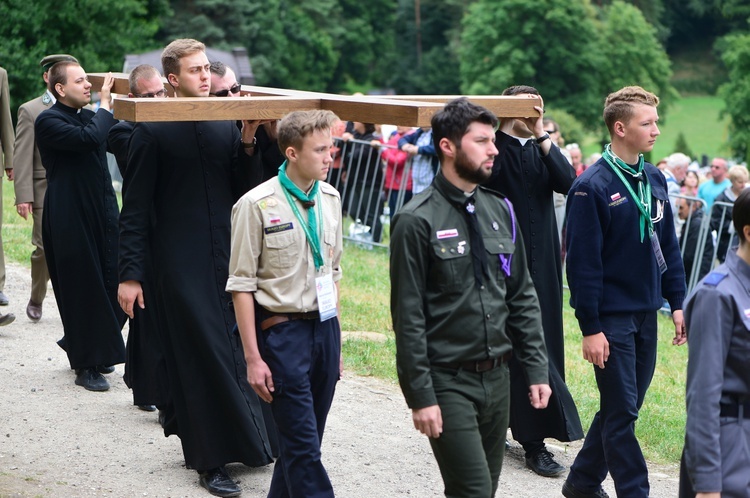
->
[458, 0, 676, 132]
[718, 32, 750, 163]
[0, 0, 168, 116]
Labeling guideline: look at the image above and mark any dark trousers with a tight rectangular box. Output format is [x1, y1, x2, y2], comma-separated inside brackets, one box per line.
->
[567, 313, 657, 497]
[262, 316, 340, 498]
[428, 365, 510, 498]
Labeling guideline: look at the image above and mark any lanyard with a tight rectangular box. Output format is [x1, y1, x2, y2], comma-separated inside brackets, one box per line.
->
[280, 185, 325, 271]
[603, 146, 653, 243]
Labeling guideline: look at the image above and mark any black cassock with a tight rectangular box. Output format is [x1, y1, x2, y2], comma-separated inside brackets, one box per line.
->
[108, 120, 167, 408]
[485, 131, 583, 443]
[35, 102, 125, 369]
[119, 120, 273, 471]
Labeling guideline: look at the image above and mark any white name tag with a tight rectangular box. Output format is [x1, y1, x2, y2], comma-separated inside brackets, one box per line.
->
[316, 273, 337, 322]
[437, 229, 459, 239]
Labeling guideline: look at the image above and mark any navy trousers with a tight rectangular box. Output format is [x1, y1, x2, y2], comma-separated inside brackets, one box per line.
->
[567, 312, 658, 498]
[262, 316, 340, 498]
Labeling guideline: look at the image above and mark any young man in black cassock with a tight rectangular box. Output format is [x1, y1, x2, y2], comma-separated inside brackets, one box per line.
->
[484, 85, 583, 477]
[118, 39, 272, 497]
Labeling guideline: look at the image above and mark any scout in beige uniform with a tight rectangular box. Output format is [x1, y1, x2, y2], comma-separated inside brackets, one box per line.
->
[228, 109, 343, 498]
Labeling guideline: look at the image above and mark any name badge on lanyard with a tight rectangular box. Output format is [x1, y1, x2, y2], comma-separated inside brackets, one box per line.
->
[651, 233, 668, 274]
[316, 273, 337, 322]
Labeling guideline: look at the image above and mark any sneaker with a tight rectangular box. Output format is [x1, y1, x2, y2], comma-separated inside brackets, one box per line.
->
[525, 449, 566, 477]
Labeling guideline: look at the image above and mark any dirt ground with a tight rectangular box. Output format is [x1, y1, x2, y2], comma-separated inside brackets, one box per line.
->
[0, 262, 681, 497]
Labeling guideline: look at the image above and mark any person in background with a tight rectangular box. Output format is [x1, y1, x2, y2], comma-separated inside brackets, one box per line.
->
[698, 158, 730, 210]
[379, 125, 413, 217]
[107, 63, 168, 414]
[341, 122, 385, 242]
[710, 164, 749, 263]
[677, 197, 714, 284]
[35, 63, 125, 391]
[209, 60, 283, 189]
[398, 126, 438, 195]
[664, 152, 691, 235]
[681, 170, 700, 197]
[679, 187, 750, 498]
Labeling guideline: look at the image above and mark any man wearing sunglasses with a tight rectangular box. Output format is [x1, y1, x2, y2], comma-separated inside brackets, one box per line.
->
[209, 60, 284, 190]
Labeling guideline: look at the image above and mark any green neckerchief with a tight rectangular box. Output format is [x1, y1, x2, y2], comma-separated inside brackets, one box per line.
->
[277, 161, 325, 270]
[602, 143, 653, 243]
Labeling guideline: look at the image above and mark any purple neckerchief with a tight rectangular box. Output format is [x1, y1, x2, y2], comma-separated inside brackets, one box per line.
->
[499, 198, 515, 277]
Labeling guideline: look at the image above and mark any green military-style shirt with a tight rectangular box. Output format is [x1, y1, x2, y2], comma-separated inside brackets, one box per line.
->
[390, 172, 549, 409]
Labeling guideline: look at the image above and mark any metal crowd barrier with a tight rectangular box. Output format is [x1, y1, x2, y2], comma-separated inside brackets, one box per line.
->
[328, 136, 415, 249]
[674, 194, 736, 294]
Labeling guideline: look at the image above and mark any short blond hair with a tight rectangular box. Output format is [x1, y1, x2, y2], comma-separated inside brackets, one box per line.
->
[277, 110, 339, 157]
[728, 164, 749, 183]
[603, 86, 659, 135]
[161, 39, 205, 80]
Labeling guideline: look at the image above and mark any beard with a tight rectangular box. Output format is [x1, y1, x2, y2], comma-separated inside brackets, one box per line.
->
[454, 147, 492, 185]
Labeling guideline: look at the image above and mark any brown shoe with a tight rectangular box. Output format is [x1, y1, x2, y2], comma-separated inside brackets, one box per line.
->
[26, 300, 42, 322]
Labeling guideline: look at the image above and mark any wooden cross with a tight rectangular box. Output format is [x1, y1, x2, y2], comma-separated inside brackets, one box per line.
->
[88, 73, 542, 127]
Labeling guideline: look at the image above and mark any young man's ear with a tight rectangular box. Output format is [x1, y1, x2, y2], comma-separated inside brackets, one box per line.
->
[285, 146, 298, 163]
[167, 73, 179, 89]
[439, 137, 456, 159]
[613, 120, 626, 138]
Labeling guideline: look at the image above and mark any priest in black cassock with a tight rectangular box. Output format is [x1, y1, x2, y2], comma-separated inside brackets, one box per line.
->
[484, 85, 583, 478]
[35, 63, 125, 392]
[117, 39, 272, 497]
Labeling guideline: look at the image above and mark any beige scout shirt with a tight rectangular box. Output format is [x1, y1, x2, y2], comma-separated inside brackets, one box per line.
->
[227, 176, 343, 314]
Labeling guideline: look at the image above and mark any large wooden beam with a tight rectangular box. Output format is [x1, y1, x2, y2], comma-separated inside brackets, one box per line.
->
[114, 96, 322, 122]
[93, 73, 542, 125]
[382, 95, 543, 118]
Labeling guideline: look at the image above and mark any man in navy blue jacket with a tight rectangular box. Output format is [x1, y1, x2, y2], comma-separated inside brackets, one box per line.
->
[562, 86, 687, 498]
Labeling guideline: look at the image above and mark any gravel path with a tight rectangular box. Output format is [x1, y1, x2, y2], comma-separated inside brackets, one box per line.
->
[0, 262, 680, 497]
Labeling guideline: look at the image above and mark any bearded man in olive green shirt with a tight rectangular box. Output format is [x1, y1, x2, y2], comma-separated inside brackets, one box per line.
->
[390, 98, 551, 497]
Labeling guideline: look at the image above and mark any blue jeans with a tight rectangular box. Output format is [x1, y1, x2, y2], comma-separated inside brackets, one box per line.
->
[567, 312, 658, 497]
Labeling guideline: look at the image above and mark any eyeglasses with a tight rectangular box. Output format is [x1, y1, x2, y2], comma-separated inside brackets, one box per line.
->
[134, 87, 167, 98]
[211, 83, 241, 97]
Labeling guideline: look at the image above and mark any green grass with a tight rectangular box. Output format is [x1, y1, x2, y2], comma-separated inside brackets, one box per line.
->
[2, 178, 35, 266]
[652, 95, 731, 162]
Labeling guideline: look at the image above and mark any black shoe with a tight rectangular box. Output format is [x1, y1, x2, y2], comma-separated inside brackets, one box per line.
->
[505, 439, 511, 451]
[562, 480, 610, 498]
[138, 404, 157, 412]
[0, 291, 8, 306]
[0, 313, 15, 327]
[199, 467, 241, 497]
[74, 368, 110, 392]
[96, 365, 115, 374]
[525, 449, 566, 477]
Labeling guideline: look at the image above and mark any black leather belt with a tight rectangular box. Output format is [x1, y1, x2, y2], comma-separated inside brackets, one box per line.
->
[434, 352, 512, 373]
[260, 310, 319, 331]
[720, 399, 750, 418]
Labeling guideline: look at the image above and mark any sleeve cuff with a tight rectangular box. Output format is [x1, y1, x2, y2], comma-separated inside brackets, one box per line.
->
[225, 275, 258, 293]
